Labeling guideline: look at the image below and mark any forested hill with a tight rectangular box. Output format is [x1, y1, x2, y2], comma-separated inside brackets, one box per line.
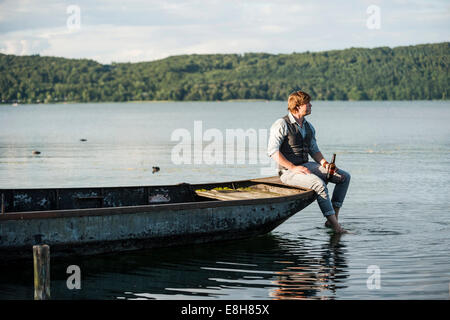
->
[0, 42, 448, 103]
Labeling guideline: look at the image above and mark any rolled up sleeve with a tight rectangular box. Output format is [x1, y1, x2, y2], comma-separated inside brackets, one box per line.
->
[267, 118, 287, 157]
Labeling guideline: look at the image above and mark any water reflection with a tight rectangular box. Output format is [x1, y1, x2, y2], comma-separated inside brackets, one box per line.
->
[269, 233, 348, 300]
[0, 233, 348, 300]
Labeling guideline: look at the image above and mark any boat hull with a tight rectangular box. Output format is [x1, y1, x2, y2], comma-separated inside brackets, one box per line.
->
[0, 177, 316, 261]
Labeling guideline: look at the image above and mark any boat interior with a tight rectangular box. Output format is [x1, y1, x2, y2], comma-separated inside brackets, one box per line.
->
[0, 177, 309, 213]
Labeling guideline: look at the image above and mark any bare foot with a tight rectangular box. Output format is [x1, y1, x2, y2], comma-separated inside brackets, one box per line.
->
[334, 225, 348, 234]
[324, 220, 333, 228]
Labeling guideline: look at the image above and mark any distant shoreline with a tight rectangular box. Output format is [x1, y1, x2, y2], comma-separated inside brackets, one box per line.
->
[2, 42, 448, 104]
[1, 98, 273, 105]
[2, 99, 449, 107]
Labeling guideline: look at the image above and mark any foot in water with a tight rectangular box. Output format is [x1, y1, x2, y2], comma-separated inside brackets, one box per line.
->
[327, 222, 349, 234]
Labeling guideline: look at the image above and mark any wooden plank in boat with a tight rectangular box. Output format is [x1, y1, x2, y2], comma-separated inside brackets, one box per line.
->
[195, 188, 283, 201]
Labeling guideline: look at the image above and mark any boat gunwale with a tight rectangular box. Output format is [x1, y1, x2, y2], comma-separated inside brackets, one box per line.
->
[0, 176, 300, 192]
[0, 179, 316, 221]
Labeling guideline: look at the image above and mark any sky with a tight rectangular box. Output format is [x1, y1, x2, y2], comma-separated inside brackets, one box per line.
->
[0, 0, 449, 64]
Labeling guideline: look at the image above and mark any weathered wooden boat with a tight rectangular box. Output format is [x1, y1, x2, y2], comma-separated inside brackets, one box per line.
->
[0, 176, 316, 262]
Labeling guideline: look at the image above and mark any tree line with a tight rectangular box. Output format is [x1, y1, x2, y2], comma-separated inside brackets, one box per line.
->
[0, 42, 448, 103]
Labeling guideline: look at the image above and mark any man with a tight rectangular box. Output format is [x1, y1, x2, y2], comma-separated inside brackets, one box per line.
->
[267, 90, 351, 234]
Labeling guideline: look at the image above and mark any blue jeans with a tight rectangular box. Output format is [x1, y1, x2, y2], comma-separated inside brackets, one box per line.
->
[280, 162, 351, 217]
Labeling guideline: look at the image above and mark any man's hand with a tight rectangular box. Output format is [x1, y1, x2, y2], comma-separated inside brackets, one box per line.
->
[322, 162, 339, 173]
[290, 165, 311, 175]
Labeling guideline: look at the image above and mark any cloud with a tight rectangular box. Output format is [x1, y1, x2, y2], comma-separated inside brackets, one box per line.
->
[0, 37, 50, 55]
[0, 0, 448, 63]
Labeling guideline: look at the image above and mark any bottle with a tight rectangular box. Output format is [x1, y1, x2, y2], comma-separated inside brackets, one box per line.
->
[327, 153, 336, 180]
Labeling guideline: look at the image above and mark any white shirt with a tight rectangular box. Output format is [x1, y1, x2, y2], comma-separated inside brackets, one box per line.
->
[267, 112, 320, 158]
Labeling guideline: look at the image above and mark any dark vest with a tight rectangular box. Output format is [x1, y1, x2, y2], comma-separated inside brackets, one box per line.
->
[279, 115, 313, 168]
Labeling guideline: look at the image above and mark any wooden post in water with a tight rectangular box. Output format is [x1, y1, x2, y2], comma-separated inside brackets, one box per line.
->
[1, 193, 5, 214]
[33, 244, 50, 300]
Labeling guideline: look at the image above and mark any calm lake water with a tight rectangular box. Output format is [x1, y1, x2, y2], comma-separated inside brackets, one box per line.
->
[0, 100, 449, 300]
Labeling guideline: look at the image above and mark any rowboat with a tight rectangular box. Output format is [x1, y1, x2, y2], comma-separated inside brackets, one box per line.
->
[0, 176, 316, 262]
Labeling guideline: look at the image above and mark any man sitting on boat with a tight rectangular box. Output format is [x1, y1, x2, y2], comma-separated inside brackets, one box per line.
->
[267, 90, 351, 234]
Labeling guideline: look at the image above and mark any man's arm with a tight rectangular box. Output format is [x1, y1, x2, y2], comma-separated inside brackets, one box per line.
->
[308, 124, 326, 166]
[271, 151, 311, 174]
[312, 151, 339, 171]
[308, 124, 337, 170]
[312, 151, 326, 165]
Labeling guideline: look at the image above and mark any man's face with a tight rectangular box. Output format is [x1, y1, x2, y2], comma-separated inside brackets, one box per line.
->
[298, 102, 312, 116]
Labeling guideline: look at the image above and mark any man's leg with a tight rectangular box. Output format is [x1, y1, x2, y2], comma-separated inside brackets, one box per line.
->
[280, 168, 336, 221]
[327, 169, 351, 227]
[331, 169, 351, 216]
[334, 206, 341, 219]
[325, 213, 345, 233]
[325, 206, 340, 228]
[301, 162, 350, 228]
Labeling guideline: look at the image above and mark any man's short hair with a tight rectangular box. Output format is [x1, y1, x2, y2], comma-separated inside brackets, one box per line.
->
[288, 91, 311, 112]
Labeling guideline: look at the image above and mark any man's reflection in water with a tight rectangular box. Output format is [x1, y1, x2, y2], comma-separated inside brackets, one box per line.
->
[269, 233, 348, 300]
[0, 232, 349, 299]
